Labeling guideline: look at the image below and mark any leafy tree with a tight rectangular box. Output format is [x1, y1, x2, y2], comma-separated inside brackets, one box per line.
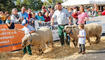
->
[0, 0, 15, 13]
[15, 0, 43, 11]
[43, 0, 63, 7]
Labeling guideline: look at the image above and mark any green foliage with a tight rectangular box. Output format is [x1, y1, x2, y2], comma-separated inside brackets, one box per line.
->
[16, 0, 43, 11]
[43, 0, 63, 7]
[0, 0, 15, 13]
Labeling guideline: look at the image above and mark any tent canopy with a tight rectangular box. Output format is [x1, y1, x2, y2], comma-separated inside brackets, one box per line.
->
[62, 0, 105, 6]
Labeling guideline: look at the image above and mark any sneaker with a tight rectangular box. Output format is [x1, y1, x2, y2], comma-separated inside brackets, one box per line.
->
[78, 51, 82, 54]
[82, 51, 86, 54]
[29, 53, 32, 55]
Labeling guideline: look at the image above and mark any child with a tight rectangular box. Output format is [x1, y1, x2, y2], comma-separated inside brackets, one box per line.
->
[29, 13, 36, 27]
[6, 15, 15, 29]
[18, 20, 35, 55]
[78, 24, 86, 54]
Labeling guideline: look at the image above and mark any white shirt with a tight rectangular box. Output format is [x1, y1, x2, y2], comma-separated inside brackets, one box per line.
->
[21, 25, 35, 35]
[52, 8, 69, 25]
[78, 29, 86, 44]
[21, 26, 30, 35]
[11, 14, 19, 23]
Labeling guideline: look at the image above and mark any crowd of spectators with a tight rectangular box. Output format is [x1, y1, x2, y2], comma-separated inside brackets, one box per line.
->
[0, 5, 105, 29]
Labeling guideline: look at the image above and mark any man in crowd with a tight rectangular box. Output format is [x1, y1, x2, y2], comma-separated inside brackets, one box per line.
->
[18, 7, 28, 23]
[51, 3, 70, 47]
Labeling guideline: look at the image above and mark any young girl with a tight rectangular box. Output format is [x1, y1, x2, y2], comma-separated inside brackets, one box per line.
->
[78, 24, 86, 54]
[6, 15, 15, 29]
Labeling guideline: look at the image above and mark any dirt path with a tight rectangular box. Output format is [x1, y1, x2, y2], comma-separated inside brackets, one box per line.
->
[0, 36, 105, 60]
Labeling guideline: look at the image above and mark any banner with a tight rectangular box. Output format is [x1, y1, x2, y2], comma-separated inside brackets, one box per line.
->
[0, 24, 24, 52]
[88, 16, 105, 33]
[36, 21, 60, 41]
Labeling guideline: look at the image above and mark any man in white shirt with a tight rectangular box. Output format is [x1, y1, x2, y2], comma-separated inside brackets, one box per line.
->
[51, 3, 70, 46]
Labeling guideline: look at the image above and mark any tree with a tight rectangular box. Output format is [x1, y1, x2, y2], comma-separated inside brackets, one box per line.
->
[15, 0, 43, 10]
[28, 0, 43, 10]
[43, 0, 63, 7]
[0, 0, 15, 13]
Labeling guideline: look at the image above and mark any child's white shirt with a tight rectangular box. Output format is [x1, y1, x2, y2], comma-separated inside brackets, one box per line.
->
[21, 25, 35, 35]
[78, 29, 86, 44]
[21, 26, 30, 35]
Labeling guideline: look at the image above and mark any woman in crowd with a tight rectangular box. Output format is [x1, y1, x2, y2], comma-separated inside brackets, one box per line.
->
[41, 6, 47, 16]
[72, 7, 78, 25]
[68, 8, 73, 25]
[0, 11, 3, 24]
[29, 13, 36, 27]
[78, 5, 88, 24]
[28, 8, 32, 22]
[36, 12, 45, 21]
[44, 12, 51, 26]
[44, 12, 50, 22]
[49, 8, 54, 18]
[11, 8, 21, 24]
[36, 12, 45, 26]
[6, 15, 15, 29]
[0, 11, 6, 24]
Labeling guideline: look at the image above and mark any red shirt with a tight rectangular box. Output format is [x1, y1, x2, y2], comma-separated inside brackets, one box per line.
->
[44, 15, 50, 22]
[102, 10, 105, 15]
[72, 13, 78, 19]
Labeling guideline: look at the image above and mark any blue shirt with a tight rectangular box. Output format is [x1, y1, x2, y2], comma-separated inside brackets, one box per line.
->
[18, 12, 28, 19]
[35, 15, 45, 21]
[0, 20, 2, 24]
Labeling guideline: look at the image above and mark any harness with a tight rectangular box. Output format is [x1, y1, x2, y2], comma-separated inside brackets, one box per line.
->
[69, 28, 73, 35]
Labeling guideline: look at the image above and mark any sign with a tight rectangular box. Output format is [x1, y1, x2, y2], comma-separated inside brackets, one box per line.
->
[0, 24, 24, 52]
[36, 22, 60, 41]
[88, 16, 105, 33]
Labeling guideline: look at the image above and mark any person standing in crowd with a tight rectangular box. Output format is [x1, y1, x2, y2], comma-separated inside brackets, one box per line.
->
[72, 7, 78, 25]
[0, 11, 6, 24]
[18, 7, 28, 22]
[78, 24, 86, 54]
[5, 11, 9, 19]
[11, 8, 21, 24]
[97, 10, 102, 16]
[36, 12, 45, 21]
[28, 8, 32, 23]
[6, 15, 15, 29]
[47, 6, 52, 13]
[51, 3, 70, 47]
[85, 7, 92, 17]
[49, 8, 54, 18]
[36, 12, 45, 26]
[44, 12, 50, 22]
[44, 12, 51, 26]
[29, 13, 36, 27]
[68, 8, 73, 25]
[78, 5, 88, 24]
[0, 11, 3, 24]
[102, 8, 105, 15]
[41, 6, 47, 16]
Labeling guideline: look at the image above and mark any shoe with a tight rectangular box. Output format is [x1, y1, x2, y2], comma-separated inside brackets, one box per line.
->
[78, 51, 82, 54]
[82, 51, 86, 54]
[29, 53, 32, 55]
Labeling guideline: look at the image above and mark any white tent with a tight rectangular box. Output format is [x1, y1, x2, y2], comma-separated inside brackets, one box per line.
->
[62, 0, 105, 6]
